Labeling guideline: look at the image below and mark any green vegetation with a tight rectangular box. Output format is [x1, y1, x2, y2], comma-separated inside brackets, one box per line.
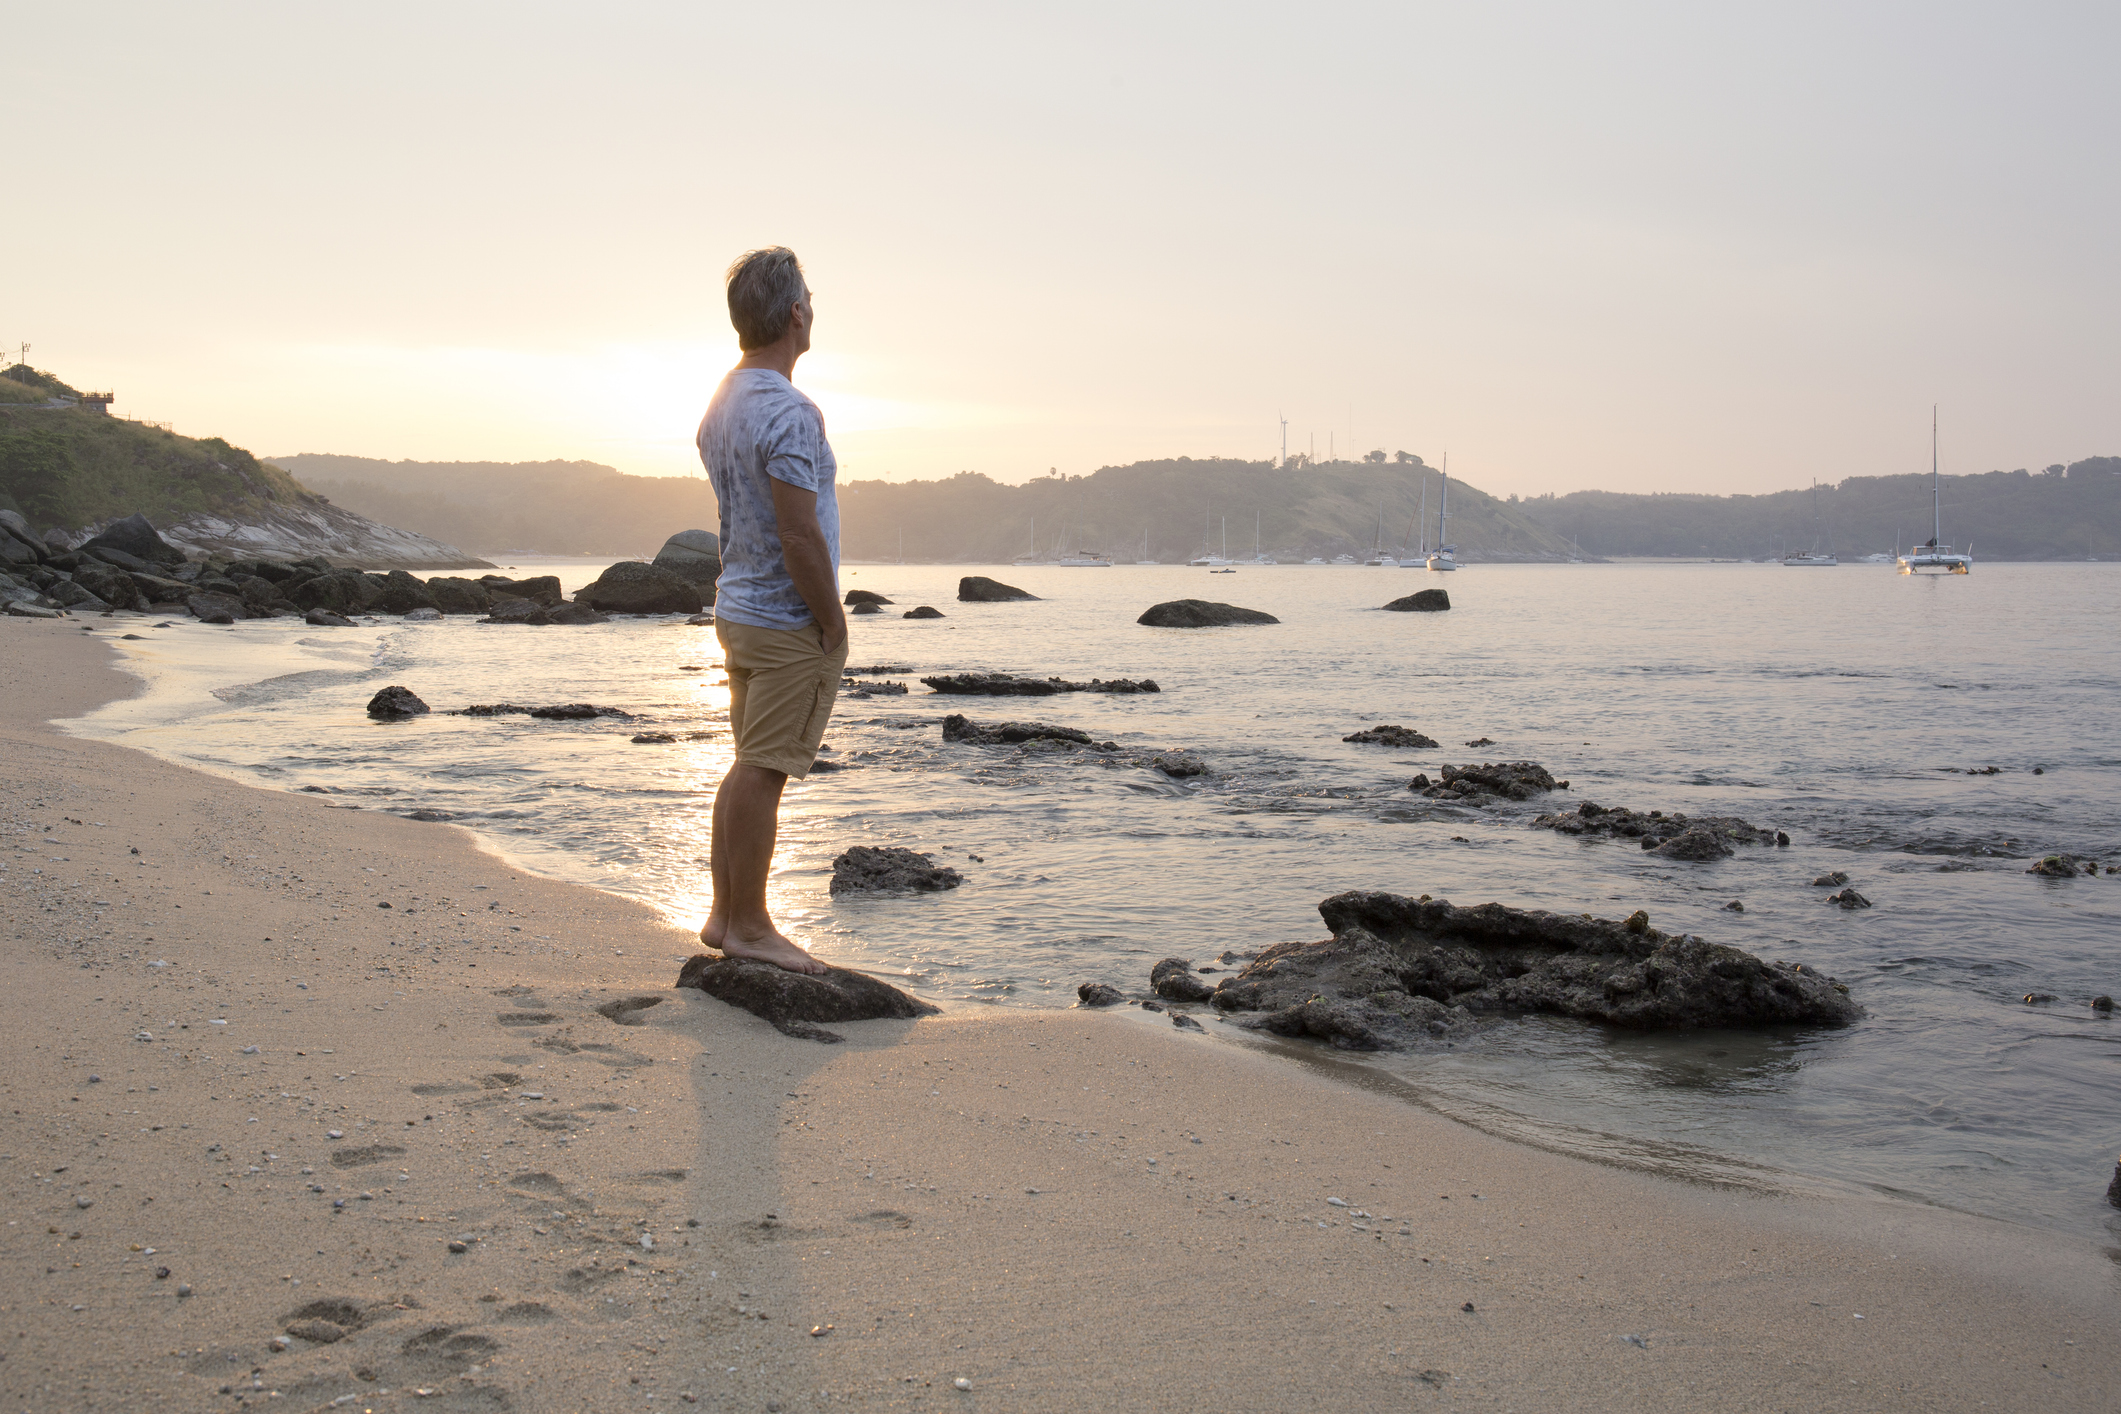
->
[0, 363, 81, 403]
[837, 457, 1576, 563]
[273, 454, 717, 557]
[1518, 459, 2121, 560]
[0, 382, 317, 531]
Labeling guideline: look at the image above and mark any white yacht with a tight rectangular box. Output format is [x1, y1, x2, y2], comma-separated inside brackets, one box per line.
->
[1898, 411, 1973, 575]
[1305, 556, 1326, 565]
[1426, 465, 1459, 571]
[1782, 482, 1839, 565]
[1056, 550, 1112, 567]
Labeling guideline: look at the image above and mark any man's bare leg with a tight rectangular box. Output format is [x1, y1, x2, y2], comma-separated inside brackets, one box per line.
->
[700, 761, 828, 975]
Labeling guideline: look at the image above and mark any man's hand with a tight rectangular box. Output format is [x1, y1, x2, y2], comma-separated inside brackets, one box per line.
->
[768, 476, 846, 648]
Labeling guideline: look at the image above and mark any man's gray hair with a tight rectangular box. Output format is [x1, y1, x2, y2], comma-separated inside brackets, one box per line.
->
[725, 247, 807, 351]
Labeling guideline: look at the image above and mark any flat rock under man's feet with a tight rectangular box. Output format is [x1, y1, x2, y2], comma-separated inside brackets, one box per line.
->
[677, 954, 940, 1042]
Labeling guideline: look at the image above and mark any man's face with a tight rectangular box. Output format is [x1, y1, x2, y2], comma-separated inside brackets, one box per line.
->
[792, 286, 815, 354]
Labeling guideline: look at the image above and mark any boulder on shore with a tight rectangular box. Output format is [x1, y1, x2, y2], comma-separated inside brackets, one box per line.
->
[1076, 983, 1127, 1008]
[425, 576, 493, 615]
[651, 530, 720, 600]
[305, 608, 356, 627]
[1137, 599, 1278, 628]
[1151, 958, 1215, 1003]
[367, 685, 431, 718]
[478, 574, 564, 607]
[677, 953, 940, 1043]
[575, 561, 703, 616]
[371, 569, 439, 615]
[80, 514, 187, 568]
[1203, 890, 1860, 1050]
[829, 845, 965, 896]
[845, 589, 893, 606]
[1383, 589, 1451, 612]
[185, 591, 245, 624]
[958, 576, 1038, 602]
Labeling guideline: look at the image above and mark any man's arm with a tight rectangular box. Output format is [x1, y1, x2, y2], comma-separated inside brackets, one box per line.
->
[768, 476, 847, 653]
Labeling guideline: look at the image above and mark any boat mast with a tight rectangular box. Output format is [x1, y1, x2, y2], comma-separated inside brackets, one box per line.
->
[1932, 405, 1942, 548]
[1418, 478, 1427, 557]
[1438, 456, 1450, 552]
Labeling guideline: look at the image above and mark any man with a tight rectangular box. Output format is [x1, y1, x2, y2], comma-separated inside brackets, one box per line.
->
[696, 246, 848, 975]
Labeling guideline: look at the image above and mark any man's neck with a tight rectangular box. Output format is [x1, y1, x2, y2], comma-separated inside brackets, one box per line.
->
[737, 345, 802, 379]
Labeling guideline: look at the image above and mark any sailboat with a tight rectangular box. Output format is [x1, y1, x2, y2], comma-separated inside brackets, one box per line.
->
[1245, 511, 1277, 565]
[1135, 527, 1159, 565]
[1426, 461, 1459, 571]
[1401, 479, 1428, 566]
[1189, 514, 1234, 567]
[1363, 502, 1399, 566]
[1898, 410, 1973, 575]
[1782, 482, 1839, 566]
[1013, 516, 1047, 566]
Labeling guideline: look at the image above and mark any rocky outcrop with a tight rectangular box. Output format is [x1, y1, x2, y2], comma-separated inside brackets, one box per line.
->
[289, 568, 384, 615]
[1203, 891, 1860, 1049]
[151, 502, 489, 571]
[1076, 982, 1127, 1008]
[676, 954, 940, 1042]
[480, 574, 563, 607]
[651, 530, 720, 601]
[845, 589, 892, 606]
[305, 608, 355, 627]
[903, 606, 944, 619]
[851, 602, 882, 615]
[371, 569, 439, 615]
[1383, 589, 1451, 612]
[366, 686, 431, 718]
[1136, 599, 1278, 627]
[2027, 854, 2099, 878]
[424, 576, 492, 615]
[1151, 958, 1215, 1003]
[575, 561, 703, 615]
[1533, 801, 1783, 848]
[920, 672, 1159, 696]
[457, 702, 630, 719]
[940, 714, 1110, 748]
[1344, 724, 1439, 748]
[1412, 761, 1559, 803]
[186, 591, 245, 624]
[828, 845, 965, 896]
[958, 576, 1038, 602]
[1826, 888, 1873, 909]
[80, 513, 187, 568]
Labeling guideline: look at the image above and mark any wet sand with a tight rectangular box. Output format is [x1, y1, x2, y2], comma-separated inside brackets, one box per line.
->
[2, 615, 2115, 1411]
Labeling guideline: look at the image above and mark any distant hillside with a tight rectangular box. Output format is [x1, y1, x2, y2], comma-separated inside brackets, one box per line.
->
[1519, 459, 2121, 560]
[840, 457, 1577, 563]
[272, 454, 718, 557]
[0, 366, 486, 569]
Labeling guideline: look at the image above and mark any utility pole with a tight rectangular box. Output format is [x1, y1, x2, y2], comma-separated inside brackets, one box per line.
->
[1279, 413, 1288, 468]
[12, 342, 26, 368]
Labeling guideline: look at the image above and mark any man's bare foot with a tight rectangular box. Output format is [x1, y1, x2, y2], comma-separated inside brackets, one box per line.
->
[698, 912, 727, 950]
[716, 926, 830, 976]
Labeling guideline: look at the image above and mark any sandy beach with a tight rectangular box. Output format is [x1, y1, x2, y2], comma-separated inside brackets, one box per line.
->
[2, 615, 2116, 1412]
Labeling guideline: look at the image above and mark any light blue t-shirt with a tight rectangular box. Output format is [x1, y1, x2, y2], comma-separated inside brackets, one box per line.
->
[696, 368, 840, 631]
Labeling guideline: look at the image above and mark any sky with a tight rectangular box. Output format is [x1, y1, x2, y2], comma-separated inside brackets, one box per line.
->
[10, 1, 2118, 496]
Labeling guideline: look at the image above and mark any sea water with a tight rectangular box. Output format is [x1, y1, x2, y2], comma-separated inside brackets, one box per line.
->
[67, 560, 2121, 1235]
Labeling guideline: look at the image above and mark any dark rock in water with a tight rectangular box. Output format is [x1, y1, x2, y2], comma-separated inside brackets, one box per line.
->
[425, 576, 493, 615]
[367, 685, 431, 718]
[840, 677, 908, 696]
[1646, 827, 1735, 861]
[632, 730, 714, 744]
[1826, 888, 1872, 909]
[549, 601, 611, 625]
[920, 672, 1158, 696]
[845, 589, 892, 606]
[1136, 599, 1277, 627]
[304, 608, 355, 628]
[1345, 724, 1440, 748]
[1144, 751, 1208, 778]
[1172, 1012, 1205, 1031]
[478, 574, 564, 607]
[1151, 958, 1215, 1003]
[1140, 998, 1166, 1012]
[2094, 995, 2115, 1012]
[958, 576, 1038, 602]
[1382, 589, 1451, 612]
[1204, 890, 1861, 1046]
[850, 601, 882, 615]
[1533, 800, 1777, 846]
[903, 605, 945, 619]
[1811, 871, 1850, 887]
[829, 845, 965, 895]
[481, 597, 548, 625]
[457, 701, 629, 719]
[290, 568, 384, 615]
[80, 513, 186, 568]
[2108, 1157, 2121, 1210]
[1416, 761, 1558, 803]
[1463, 737, 1495, 748]
[406, 809, 453, 822]
[2023, 992, 2056, 1005]
[372, 569, 439, 614]
[2026, 854, 2095, 878]
[1076, 982, 1126, 1008]
[402, 606, 442, 622]
[651, 530, 720, 599]
[185, 591, 244, 625]
[678, 953, 940, 1042]
[576, 561, 703, 616]
[940, 713, 1101, 747]
[1723, 900, 1746, 912]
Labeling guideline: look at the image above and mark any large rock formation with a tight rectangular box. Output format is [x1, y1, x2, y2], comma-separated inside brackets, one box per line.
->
[1203, 891, 1860, 1049]
[676, 954, 940, 1042]
[1383, 589, 1451, 612]
[575, 561, 703, 615]
[151, 502, 489, 570]
[920, 672, 1159, 696]
[940, 714, 1106, 747]
[1344, 724, 1439, 748]
[480, 574, 564, 607]
[1137, 599, 1278, 627]
[958, 576, 1038, 602]
[80, 514, 188, 568]
[1533, 801, 1783, 849]
[845, 589, 892, 606]
[1412, 761, 1559, 803]
[652, 530, 720, 603]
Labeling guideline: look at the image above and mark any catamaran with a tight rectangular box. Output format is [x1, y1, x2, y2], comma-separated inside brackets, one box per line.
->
[1426, 463, 1459, 571]
[1898, 410, 1973, 575]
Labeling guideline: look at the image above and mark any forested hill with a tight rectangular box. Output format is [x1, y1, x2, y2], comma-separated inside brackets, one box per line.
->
[271, 453, 716, 557]
[1519, 458, 2121, 560]
[839, 457, 1577, 563]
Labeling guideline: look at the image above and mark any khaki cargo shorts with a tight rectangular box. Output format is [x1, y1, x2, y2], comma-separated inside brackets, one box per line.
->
[716, 618, 849, 780]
